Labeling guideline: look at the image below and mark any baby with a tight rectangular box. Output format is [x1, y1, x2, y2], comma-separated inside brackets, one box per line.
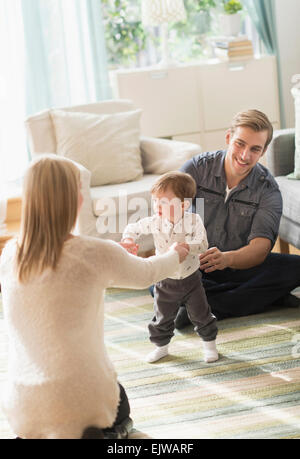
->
[122, 171, 218, 364]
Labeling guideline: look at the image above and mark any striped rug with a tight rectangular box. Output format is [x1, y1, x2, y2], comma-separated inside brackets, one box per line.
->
[1, 289, 300, 439]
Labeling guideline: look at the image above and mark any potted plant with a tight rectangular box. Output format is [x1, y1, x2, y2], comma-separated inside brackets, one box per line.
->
[219, 0, 243, 36]
[102, 0, 148, 68]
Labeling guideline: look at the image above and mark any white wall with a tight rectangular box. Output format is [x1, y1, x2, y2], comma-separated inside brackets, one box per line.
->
[274, 0, 300, 128]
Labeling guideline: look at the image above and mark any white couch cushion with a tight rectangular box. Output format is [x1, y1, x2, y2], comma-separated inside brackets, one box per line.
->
[91, 174, 160, 241]
[25, 99, 135, 156]
[291, 88, 300, 179]
[141, 137, 201, 174]
[275, 176, 300, 225]
[91, 174, 160, 217]
[50, 109, 143, 186]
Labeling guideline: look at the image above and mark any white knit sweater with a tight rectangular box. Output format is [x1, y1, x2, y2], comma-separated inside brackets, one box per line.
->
[0, 236, 179, 439]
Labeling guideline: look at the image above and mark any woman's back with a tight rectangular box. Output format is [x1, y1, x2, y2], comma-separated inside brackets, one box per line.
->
[1, 236, 121, 438]
[1, 235, 179, 438]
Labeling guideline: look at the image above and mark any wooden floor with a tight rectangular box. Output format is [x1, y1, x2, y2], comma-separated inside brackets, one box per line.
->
[272, 239, 300, 256]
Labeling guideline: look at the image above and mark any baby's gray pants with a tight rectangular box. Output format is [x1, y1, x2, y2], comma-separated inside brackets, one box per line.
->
[149, 270, 218, 347]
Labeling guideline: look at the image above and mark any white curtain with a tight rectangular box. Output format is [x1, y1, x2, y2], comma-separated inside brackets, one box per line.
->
[0, 0, 27, 195]
[22, 0, 111, 116]
[0, 0, 110, 202]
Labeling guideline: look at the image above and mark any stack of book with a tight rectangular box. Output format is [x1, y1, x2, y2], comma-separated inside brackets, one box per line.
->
[210, 36, 254, 61]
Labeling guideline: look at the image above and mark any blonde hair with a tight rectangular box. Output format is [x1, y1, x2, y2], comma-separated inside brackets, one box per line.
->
[151, 171, 196, 201]
[230, 109, 273, 151]
[17, 155, 80, 282]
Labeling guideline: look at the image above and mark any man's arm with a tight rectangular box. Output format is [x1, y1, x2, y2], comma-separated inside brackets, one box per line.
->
[200, 173, 282, 272]
[199, 237, 271, 272]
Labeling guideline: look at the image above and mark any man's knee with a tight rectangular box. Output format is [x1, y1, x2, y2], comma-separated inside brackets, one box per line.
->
[265, 253, 300, 281]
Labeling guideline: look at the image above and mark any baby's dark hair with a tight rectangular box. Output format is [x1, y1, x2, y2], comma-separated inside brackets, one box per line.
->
[151, 171, 196, 202]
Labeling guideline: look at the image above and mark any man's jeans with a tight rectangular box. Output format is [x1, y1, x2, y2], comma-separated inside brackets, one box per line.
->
[150, 253, 300, 320]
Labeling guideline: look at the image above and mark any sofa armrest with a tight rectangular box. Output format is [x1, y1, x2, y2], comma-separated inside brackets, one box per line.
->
[140, 136, 202, 174]
[70, 160, 99, 237]
[266, 128, 295, 177]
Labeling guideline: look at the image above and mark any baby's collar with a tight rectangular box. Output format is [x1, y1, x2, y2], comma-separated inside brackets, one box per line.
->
[157, 212, 189, 230]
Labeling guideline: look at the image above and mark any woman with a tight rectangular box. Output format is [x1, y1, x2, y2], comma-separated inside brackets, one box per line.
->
[0, 155, 188, 439]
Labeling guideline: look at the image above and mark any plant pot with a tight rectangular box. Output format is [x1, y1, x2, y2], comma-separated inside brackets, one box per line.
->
[219, 13, 242, 37]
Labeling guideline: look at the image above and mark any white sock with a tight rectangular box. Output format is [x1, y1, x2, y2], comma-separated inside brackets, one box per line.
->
[146, 344, 169, 363]
[202, 340, 218, 363]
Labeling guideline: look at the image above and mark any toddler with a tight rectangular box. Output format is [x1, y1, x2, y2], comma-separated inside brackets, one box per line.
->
[122, 171, 218, 363]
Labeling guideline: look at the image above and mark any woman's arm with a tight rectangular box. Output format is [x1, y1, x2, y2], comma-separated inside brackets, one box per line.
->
[104, 241, 186, 289]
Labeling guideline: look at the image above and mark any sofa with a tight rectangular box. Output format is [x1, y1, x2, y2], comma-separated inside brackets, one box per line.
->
[25, 99, 202, 252]
[266, 128, 300, 251]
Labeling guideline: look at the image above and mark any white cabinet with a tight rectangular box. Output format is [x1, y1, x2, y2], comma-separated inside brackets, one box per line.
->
[111, 56, 281, 152]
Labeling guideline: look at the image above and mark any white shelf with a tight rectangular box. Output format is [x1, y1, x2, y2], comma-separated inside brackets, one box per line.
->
[111, 56, 281, 151]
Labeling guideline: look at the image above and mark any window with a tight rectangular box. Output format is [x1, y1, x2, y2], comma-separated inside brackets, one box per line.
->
[0, 0, 27, 189]
[102, 0, 261, 70]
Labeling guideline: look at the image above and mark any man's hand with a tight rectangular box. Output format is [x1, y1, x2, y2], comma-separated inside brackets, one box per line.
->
[199, 238, 271, 272]
[199, 247, 230, 273]
[120, 238, 139, 256]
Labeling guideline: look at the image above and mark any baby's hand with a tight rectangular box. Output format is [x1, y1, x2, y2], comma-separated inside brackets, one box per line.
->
[171, 242, 190, 263]
[177, 242, 190, 252]
[120, 238, 139, 256]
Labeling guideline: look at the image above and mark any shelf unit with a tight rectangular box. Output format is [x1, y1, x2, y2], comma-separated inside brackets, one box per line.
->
[111, 56, 281, 152]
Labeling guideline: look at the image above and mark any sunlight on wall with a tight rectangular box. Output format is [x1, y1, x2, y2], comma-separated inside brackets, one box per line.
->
[0, 0, 28, 190]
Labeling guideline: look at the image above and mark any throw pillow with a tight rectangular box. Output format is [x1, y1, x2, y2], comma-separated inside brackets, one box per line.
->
[289, 88, 300, 179]
[141, 137, 201, 174]
[50, 109, 143, 186]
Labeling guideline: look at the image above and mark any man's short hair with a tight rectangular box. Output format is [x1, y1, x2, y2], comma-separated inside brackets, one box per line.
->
[151, 171, 196, 202]
[230, 109, 273, 151]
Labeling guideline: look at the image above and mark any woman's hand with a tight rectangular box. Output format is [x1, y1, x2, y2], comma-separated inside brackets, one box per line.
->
[172, 242, 190, 263]
[119, 238, 139, 256]
[199, 247, 230, 273]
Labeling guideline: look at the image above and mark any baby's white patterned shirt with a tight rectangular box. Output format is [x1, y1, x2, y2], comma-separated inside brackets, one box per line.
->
[123, 212, 208, 279]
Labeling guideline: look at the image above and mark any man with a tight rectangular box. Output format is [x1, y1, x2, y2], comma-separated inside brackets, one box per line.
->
[173, 109, 300, 325]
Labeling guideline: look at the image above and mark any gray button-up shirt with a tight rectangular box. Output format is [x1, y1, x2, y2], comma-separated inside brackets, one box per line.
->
[181, 150, 283, 252]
